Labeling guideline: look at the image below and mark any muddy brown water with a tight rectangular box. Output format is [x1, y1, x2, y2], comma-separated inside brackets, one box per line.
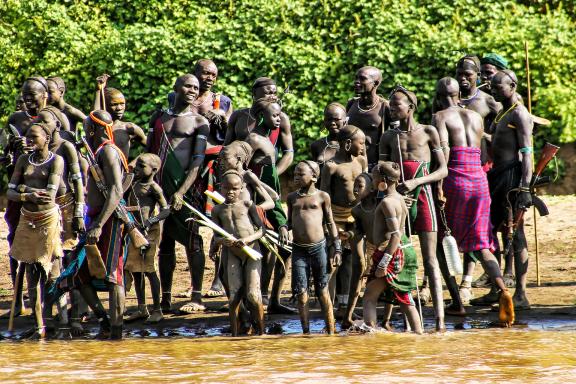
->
[1, 318, 576, 383]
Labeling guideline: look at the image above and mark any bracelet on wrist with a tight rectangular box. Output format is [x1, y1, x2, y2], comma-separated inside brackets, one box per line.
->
[20, 193, 26, 202]
[377, 253, 393, 269]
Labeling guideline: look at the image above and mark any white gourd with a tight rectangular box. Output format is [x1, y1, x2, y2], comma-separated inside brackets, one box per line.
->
[442, 233, 462, 276]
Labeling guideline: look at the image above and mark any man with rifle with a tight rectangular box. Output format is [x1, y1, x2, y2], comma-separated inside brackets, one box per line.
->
[487, 69, 536, 310]
[75, 110, 147, 340]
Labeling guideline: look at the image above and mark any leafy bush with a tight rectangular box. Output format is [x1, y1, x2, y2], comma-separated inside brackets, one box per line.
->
[1, 0, 574, 178]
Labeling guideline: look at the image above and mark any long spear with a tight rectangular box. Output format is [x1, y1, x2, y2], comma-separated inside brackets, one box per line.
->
[525, 41, 541, 286]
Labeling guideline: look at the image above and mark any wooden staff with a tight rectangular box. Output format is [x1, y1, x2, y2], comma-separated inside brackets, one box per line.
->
[8, 262, 25, 332]
[525, 41, 541, 286]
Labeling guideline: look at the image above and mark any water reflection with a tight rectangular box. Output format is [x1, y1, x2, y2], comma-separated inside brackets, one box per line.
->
[1, 328, 575, 383]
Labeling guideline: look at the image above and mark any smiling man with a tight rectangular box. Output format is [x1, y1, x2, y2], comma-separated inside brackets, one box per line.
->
[148, 74, 210, 313]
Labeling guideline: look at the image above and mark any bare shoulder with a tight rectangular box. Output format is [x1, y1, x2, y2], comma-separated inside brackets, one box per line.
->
[346, 98, 356, 111]
[378, 95, 389, 108]
[61, 140, 79, 159]
[511, 103, 533, 125]
[356, 154, 368, 170]
[150, 182, 164, 194]
[318, 190, 331, 203]
[63, 103, 85, 118]
[422, 123, 438, 134]
[380, 196, 400, 216]
[280, 111, 290, 125]
[53, 153, 65, 168]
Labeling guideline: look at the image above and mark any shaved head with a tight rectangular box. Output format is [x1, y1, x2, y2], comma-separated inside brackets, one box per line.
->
[174, 73, 198, 88]
[357, 66, 382, 84]
[194, 59, 217, 73]
[436, 77, 459, 97]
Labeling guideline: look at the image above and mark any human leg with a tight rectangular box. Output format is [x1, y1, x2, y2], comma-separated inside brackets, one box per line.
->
[512, 224, 530, 309]
[268, 247, 295, 314]
[245, 255, 264, 335]
[399, 302, 423, 334]
[436, 245, 465, 316]
[108, 282, 125, 340]
[362, 278, 386, 328]
[418, 231, 445, 331]
[26, 263, 46, 338]
[292, 244, 311, 334]
[158, 233, 176, 311]
[226, 250, 244, 337]
[125, 272, 150, 322]
[344, 238, 366, 328]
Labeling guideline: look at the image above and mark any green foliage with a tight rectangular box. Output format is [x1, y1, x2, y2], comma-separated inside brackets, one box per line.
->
[1, 0, 575, 168]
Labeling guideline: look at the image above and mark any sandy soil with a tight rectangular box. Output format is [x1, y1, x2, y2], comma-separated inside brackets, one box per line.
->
[0, 194, 575, 338]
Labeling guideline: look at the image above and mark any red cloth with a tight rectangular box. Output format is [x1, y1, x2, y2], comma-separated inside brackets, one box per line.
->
[401, 160, 437, 232]
[368, 248, 412, 306]
[441, 147, 495, 253]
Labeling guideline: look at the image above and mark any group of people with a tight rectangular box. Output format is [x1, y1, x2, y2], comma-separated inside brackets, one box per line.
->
[2, 53, 534, 339]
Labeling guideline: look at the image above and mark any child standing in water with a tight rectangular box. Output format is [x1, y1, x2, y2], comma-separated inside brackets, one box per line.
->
[124, 153, 171, 323]
[285, 160, 341, 334]
[211, 170, 265, 336]
[362, 162, 422, 334]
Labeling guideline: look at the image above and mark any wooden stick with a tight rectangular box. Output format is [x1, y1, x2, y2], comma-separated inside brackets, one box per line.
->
[525, 41, 540, 286]
[8, 262, 25, 332]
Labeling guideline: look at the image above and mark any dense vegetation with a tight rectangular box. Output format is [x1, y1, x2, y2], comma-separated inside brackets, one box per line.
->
[1, 0, 574, 169]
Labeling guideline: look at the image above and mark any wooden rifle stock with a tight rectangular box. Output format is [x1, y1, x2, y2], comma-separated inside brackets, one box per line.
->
[81, 137, 149, 248]
[531, 143, 559, 186]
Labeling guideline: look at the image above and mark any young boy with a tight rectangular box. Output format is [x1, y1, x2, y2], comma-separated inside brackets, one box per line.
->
[341, 172, 377, 328]
[285, 160, 341, 334]
[245, 99, 293, 314]
[211, 170, 265, 336]
[362, 162, 422, 334]
[124, 153, 171, 323]
[320, 124, 367, 310]
[94, 75, 147, 159]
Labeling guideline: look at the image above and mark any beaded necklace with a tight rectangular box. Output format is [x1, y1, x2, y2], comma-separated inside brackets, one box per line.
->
[494, 102, 518, 124]
[28, 151, 54, 166]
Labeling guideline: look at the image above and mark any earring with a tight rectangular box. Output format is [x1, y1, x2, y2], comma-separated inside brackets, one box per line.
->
[89, 131, 94, 136]
[344, 141, 352, 152]
[258, 117, 264, 126]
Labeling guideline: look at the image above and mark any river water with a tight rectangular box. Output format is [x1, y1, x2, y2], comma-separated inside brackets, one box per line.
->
[1, 321, 575, 383]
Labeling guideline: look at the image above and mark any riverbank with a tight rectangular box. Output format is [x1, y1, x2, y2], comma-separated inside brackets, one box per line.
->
[1, 195, 575, 339]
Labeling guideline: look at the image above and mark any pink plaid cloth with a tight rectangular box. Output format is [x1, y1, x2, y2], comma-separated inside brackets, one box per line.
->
[442, 147, 495, 252]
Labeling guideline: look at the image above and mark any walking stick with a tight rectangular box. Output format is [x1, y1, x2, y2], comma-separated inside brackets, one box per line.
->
[8, 262, 25, 332]
[525, 41, 541, 286]
[397, 132, 424, 330]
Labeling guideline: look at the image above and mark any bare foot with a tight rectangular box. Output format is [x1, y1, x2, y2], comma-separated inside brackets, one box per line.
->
[512, 294, 531, 311]
[499, 290, 515, 327]
[445, 303, 466, 316]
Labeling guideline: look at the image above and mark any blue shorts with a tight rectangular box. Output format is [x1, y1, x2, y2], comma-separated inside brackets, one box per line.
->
[291, 239, 330, 296]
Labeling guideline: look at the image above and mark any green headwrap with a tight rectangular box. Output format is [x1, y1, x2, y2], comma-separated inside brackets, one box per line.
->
[481, 53, 508, 70]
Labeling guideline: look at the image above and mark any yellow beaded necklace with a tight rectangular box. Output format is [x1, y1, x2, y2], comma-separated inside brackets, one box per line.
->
[494, 102, 518, 124]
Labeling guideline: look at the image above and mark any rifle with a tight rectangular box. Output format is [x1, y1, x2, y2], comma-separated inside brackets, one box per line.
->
[504, 142, 559, 254]
[80, 137, 149, 249]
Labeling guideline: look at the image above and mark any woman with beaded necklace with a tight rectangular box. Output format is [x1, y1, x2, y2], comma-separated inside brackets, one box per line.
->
[6, 122, 65, 339]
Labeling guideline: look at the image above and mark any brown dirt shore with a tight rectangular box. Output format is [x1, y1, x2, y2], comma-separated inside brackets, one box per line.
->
[0, 195, 575, 339]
